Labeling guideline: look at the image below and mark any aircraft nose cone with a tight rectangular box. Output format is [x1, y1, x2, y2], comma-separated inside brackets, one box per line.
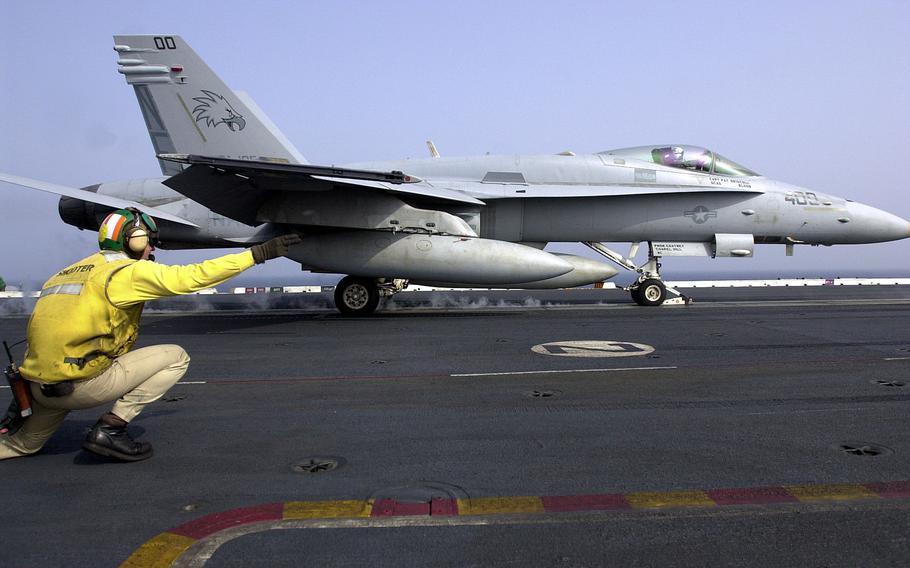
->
[848, 202, 910, 243]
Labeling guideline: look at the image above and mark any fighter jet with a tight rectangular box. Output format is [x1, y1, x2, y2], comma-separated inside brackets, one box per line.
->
[2, 35, 908, 315]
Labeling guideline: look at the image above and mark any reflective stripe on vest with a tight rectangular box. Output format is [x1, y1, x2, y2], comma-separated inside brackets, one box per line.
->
[39, 283, 84, 297]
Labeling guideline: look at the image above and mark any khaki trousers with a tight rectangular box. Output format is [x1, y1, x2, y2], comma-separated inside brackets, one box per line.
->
[0, 344, 190, 459]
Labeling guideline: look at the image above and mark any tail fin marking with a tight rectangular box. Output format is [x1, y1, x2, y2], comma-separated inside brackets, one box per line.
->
[114, 35, 306, 172]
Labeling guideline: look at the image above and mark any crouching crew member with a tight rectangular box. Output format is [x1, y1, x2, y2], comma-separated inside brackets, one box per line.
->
[0, 208, 300, 462]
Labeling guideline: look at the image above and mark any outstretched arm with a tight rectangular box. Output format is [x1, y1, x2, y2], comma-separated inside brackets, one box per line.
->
[107, 234, 301, 306]
[107, 250, 256, 306]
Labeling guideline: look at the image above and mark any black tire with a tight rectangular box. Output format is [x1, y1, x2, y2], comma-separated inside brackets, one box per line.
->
[334, 276, 380, 316]
[637, 278, 666, 306]
[630, 285, 645, 306]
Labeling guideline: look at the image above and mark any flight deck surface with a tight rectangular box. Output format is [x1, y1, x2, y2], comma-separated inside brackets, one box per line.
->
[2, 286, 910, 567]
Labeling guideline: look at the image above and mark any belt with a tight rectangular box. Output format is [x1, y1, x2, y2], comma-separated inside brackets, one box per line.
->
[39, 352, 107, 397]
[40, 381, 74, 398]
[63, 352, 103, 370]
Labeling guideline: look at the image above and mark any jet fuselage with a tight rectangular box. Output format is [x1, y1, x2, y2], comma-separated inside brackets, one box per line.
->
[347, 152, 909, 246]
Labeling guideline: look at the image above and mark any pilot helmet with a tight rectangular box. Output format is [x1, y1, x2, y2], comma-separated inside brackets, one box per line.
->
[652, 146, 686, 167]
[669, 146, 685, 164]
[98, 208, 159, 259]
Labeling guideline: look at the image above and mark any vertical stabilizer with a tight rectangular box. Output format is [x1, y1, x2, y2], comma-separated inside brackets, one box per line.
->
[113, 35, 307, 174]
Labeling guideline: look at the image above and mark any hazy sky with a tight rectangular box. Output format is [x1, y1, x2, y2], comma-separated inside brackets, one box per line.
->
[2, 1, 909, 287]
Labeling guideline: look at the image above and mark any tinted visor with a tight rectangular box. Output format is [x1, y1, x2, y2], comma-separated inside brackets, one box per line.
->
[140, 212, 160, 245]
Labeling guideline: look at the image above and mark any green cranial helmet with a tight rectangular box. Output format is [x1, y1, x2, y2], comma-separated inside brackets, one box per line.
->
[98, 208, 159, 258]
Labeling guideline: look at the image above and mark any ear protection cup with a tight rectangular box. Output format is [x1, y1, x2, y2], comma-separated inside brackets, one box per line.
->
[127, 229, 149, 253]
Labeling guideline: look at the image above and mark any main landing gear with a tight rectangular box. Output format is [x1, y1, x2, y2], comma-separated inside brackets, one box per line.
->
[334, 276, 408, 316]
[583, 242, 692, 307]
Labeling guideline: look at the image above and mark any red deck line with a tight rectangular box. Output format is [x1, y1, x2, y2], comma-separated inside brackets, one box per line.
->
[169, 503, 284, 540]
[431, 498, 459, 516]
[371, 499, 432, 517]
[865, 481, 910, 499]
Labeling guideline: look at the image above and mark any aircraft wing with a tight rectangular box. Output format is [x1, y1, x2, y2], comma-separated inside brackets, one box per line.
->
[0, 172, 199, 227]
[159, 154, 484, 225]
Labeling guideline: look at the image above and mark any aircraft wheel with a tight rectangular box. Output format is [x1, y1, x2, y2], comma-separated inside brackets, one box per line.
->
[637, 279, 666, 306]
[334, 276, 380, 316]
[630, 286, 645, 306]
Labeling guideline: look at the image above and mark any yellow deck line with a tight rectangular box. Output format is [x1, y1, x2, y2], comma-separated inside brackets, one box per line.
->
[786, 483, 879, 502]
[457, 496, 545, 515]
[627, 490, 716, 509]
[119, 532, 196, 568]
[283, 499, 373, 520]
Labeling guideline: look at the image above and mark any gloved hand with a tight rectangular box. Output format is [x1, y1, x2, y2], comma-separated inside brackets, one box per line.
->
[250, 234, 302, 264]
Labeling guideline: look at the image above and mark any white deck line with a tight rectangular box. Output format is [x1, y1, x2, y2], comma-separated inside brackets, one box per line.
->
[450, 366, 677, 377]
[667, 278, 910, 288]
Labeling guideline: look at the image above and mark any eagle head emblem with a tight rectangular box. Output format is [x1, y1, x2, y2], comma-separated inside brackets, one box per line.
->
[192, 90, 247, 132]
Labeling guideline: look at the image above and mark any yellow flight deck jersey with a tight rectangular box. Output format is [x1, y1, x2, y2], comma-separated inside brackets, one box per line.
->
[20, 250, 255, 383]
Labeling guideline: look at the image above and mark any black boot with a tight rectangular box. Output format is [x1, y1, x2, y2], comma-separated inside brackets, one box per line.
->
[83, 413, 153, 462]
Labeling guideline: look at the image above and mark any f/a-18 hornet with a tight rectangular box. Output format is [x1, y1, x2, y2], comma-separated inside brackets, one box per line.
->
[2, 35, 908, 314]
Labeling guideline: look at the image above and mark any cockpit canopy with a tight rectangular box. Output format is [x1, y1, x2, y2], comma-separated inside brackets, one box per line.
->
[599, 145, 759, 177]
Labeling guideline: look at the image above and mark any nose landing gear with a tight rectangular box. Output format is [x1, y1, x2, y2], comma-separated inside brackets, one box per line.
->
[583, 241, 691, 306]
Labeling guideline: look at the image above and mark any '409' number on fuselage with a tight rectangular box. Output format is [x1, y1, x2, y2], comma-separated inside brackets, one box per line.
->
[785, 191, 819, 206]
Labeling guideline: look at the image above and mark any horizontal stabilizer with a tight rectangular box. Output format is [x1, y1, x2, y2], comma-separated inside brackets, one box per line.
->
[0, 172, 198, 227]
[159, 153, 417, 184]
